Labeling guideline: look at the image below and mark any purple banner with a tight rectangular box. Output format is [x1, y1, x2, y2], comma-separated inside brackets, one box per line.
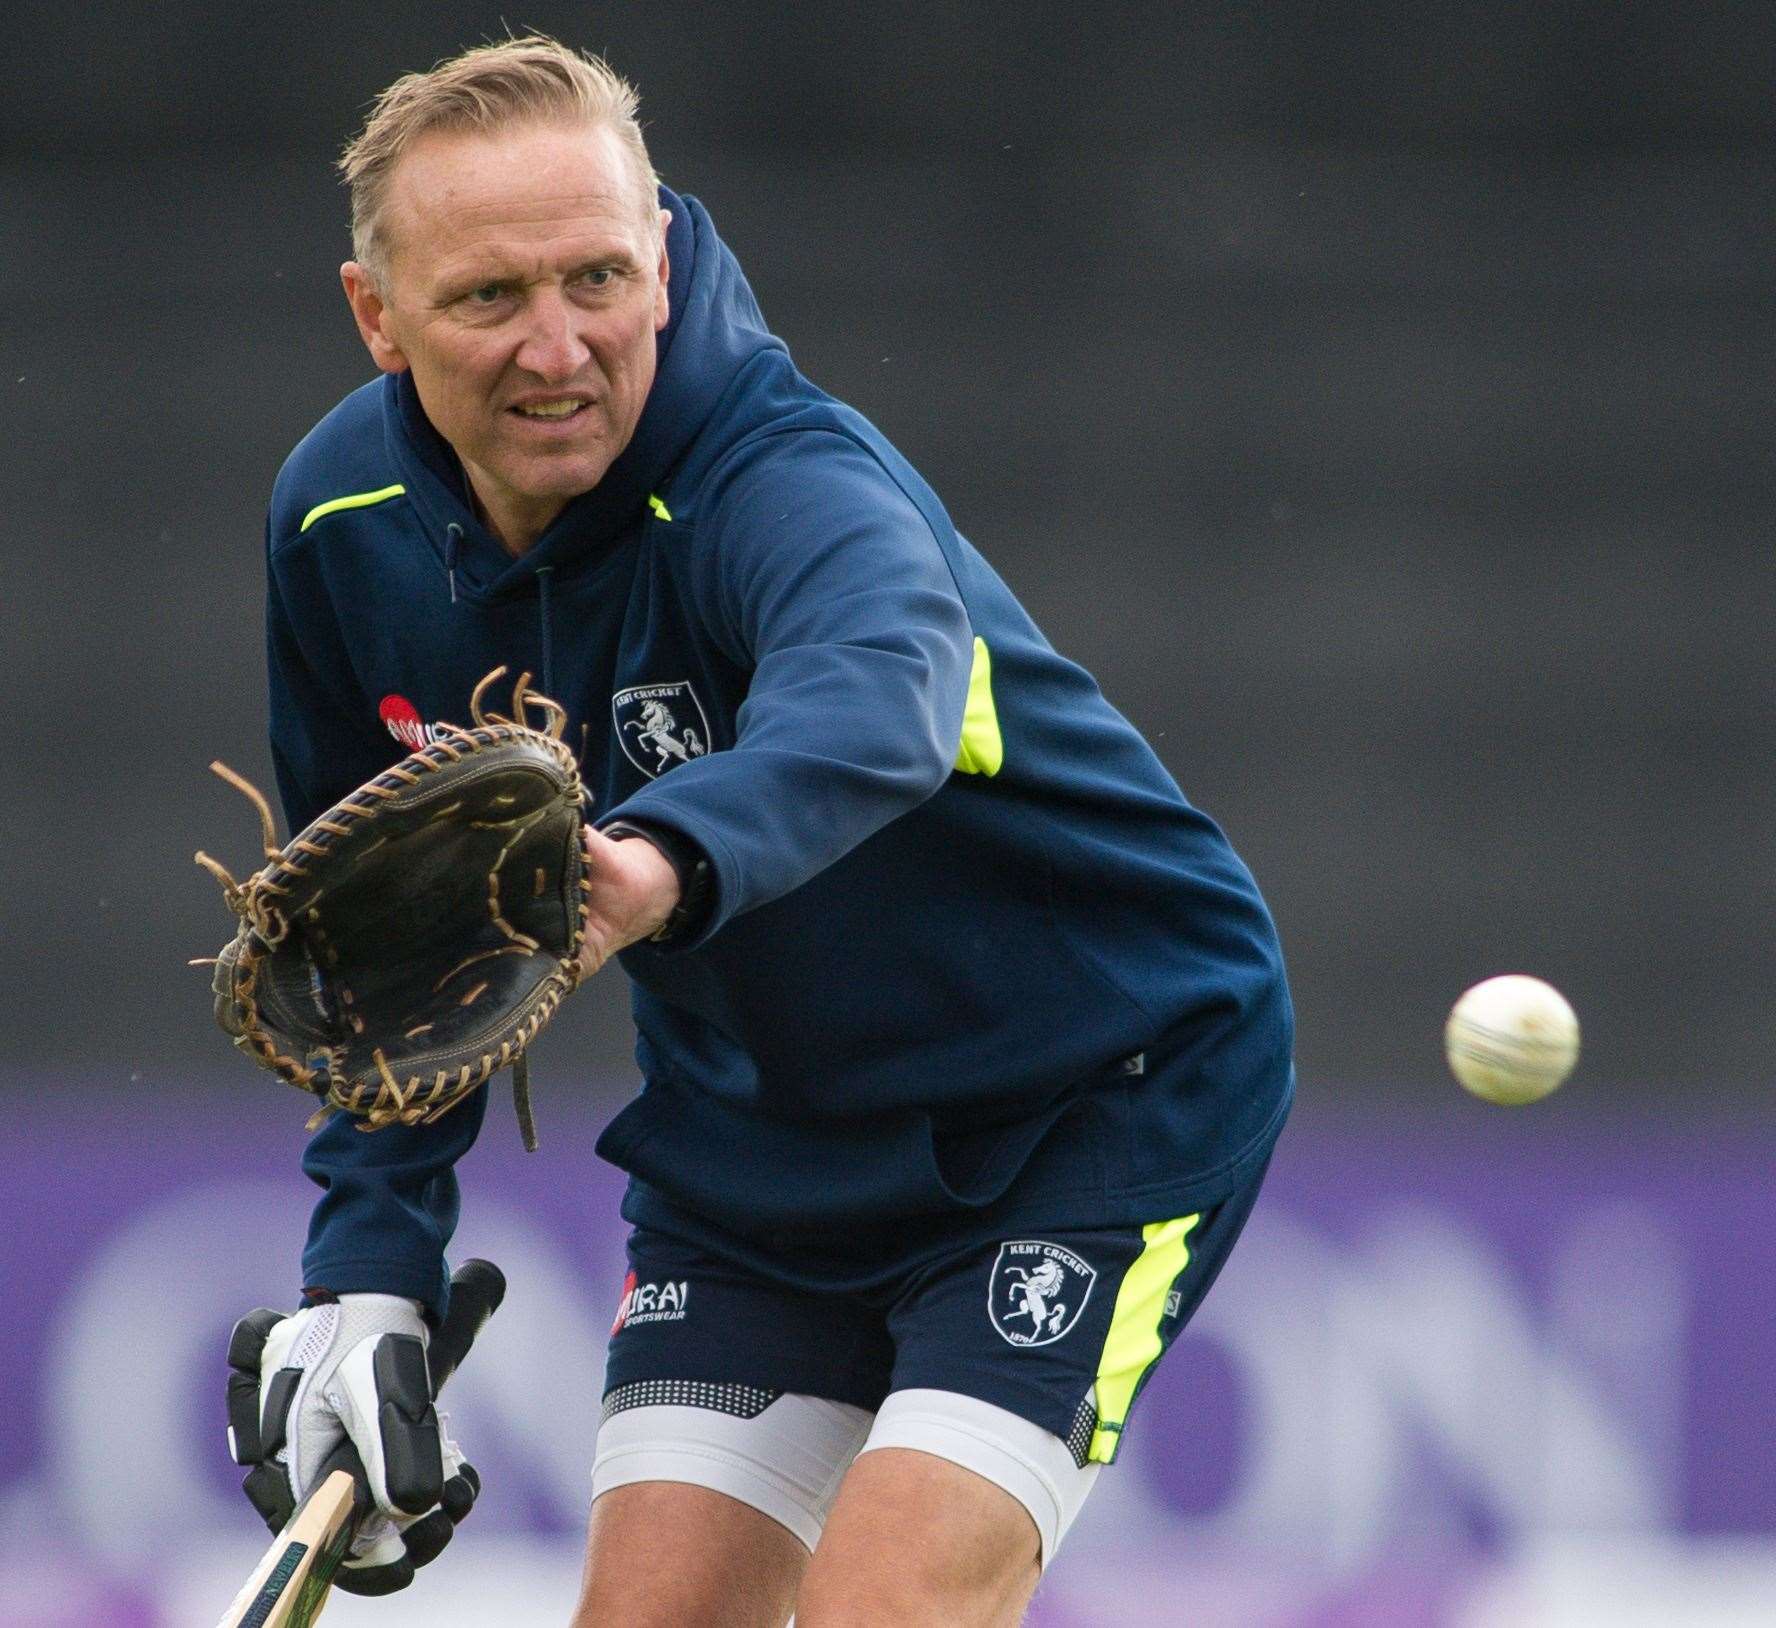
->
[3, 1081, 1773, 1625]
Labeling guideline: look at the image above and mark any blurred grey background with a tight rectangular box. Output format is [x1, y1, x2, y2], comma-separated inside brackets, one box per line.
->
[4, 2, 1771, 1109]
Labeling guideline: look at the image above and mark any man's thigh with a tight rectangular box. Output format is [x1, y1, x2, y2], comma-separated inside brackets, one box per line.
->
[793, 1156, 1276, 1622]
[575, 1479, 806, 1628]
[885, 1151, 1276, 1490]
[796, 1446, 1041, 1628]
[580, 1229, 887, 1622]
[578, 1390, 877, 1627]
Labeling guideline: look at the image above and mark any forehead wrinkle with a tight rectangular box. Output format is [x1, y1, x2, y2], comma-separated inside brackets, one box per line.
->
[407, 168, 638, 234]
[394, 170, 652, 280]
[431, 224, 640, 289]
[428, 176, 638, 227]
[391, 187, 652, 290]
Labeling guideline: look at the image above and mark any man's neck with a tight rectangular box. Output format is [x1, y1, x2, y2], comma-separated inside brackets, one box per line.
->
[464, 467, 564, 559]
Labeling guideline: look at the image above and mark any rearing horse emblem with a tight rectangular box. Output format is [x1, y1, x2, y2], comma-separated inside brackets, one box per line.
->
[988, 1241, 1097, 1348]
[612, 682, 713, 779]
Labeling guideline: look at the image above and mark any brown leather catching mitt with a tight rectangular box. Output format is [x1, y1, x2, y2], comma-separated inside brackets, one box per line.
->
[196, 669, 587, 1148]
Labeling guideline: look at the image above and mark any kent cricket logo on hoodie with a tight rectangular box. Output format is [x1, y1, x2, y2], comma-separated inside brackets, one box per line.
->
[613, 682, 710, 778]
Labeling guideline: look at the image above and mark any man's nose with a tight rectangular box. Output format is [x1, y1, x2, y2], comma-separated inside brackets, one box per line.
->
[514, 291, 591, 381]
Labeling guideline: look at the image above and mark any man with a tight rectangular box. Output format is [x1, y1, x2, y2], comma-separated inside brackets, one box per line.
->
[231, 35, 1293, 1627]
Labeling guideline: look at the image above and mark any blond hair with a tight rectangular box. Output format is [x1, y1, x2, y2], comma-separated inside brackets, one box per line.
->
[339, 35, 660, 281]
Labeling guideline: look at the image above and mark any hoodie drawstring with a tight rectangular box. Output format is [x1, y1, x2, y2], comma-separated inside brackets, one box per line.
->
[444, 522, 462, 604]
[535, 564, 557, 699]
[439, 527, 558, 701]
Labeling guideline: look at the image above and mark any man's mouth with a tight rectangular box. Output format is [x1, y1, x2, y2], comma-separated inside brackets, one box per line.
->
[511, 397, 591, 420]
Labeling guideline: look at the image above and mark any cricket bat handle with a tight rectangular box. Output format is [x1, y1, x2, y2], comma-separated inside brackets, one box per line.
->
[427, 1257, 507, 1391]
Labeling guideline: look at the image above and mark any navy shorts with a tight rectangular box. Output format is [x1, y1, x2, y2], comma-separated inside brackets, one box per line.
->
[602, 1153, 1271, 1467]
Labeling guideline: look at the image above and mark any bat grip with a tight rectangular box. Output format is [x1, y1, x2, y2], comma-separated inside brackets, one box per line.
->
[428, 1258, 506, 1393]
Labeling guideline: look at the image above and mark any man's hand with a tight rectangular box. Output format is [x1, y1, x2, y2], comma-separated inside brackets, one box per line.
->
[225, 1292, 480, 1595]
[577, 823, 682, 976]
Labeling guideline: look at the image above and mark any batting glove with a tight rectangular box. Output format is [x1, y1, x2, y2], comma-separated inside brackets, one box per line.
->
[225, 1291, 480, 1596]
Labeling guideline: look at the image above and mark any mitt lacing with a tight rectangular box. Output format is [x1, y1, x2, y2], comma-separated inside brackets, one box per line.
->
[193, 763, 292, 946]
[196, 667, 587, 1149]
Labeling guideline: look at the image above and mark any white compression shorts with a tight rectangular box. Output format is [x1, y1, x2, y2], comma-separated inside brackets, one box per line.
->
[590, 1386, 1101, 1567]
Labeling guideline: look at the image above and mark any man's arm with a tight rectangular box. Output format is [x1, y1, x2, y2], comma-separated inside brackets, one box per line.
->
[266, 524, 488, 1317]
[299, 1090, 487, 1317]
[603, 430, 974, 946]
[266, 538, 403, 832]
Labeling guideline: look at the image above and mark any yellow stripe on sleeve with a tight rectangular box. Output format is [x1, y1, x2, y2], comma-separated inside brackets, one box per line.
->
[953, 635, 1003, 776]
[1087, 1213, 1201, 1463]
[299, 483, 407, 533]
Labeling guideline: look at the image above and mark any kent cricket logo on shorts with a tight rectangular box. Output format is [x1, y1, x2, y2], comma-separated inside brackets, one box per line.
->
[610, 1270, 691, 1334]
[612, 681, 710, 778]
[987, 1241, 1096, 1347]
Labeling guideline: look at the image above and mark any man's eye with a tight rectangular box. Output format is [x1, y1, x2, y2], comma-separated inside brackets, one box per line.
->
[466, 283, 506, 305]
[579, 268, 616, 288]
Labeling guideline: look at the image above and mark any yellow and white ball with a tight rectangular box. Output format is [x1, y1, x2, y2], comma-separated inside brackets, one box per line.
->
[1445, 975, 1579, 1105]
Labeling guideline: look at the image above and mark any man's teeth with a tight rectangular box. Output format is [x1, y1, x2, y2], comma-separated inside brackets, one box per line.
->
[516, 400, 585, 418]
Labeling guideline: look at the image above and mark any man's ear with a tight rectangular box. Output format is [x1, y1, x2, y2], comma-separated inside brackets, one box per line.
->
[652, 210, 672, 333]
[340, 262, 409, 374]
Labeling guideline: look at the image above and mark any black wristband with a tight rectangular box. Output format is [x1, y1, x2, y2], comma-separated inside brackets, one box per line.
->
[601, 820, 714, 945]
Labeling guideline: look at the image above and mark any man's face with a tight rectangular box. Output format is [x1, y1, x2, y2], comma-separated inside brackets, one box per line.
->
[342, 121, 670, 548]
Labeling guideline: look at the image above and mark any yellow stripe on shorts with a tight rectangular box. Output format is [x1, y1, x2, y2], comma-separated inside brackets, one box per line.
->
[1087, 1213, 1201, 1463]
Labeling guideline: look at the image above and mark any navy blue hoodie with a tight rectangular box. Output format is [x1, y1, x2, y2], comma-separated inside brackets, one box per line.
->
[267, 189, 1293, 1312]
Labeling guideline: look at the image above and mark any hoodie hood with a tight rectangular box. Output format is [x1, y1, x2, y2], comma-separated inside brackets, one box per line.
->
[384, 187, 786, 603]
